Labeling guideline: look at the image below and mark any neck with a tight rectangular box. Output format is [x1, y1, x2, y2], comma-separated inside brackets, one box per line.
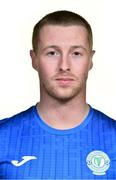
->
[37, 90, 89, 130]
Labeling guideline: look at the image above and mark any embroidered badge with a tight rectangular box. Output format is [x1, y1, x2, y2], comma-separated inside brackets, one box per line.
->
[86, 150, 110, 175]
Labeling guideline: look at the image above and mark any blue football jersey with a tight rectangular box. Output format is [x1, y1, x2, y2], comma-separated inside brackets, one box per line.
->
[0, 105, 116, 179]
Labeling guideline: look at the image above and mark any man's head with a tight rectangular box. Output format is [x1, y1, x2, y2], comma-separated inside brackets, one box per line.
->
[30, 10, 95, 102]
[32, 10, 93, 54]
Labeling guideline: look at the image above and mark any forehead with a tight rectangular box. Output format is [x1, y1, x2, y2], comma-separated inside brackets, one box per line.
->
[39, 25, 89, 44]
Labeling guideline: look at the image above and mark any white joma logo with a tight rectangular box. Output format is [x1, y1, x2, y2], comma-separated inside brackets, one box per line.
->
[11, 156, 37, 167]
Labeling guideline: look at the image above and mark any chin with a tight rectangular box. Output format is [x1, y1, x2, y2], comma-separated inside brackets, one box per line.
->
[56, 96, 75, 102]
[43, 83, 83, 101]
[48, 90, 80, 102]
[54, 95, 78, 103]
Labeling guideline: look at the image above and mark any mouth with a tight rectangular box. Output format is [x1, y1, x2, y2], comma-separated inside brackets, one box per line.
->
[55, 77, 75, 86]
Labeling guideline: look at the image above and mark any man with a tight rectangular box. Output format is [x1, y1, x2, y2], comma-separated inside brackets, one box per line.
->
[0, 10, 116, 179]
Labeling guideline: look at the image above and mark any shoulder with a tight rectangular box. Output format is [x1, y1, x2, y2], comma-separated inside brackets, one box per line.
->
[0, 105, 36, 128]
[92, 107, 116, 127]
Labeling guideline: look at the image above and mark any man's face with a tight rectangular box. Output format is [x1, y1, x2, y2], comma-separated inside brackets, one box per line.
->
[30, 25, 94, 101]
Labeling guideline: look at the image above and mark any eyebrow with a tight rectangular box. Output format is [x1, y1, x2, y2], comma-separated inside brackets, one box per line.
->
[70, 45, 88, 52]
[42, 45, 88, 52]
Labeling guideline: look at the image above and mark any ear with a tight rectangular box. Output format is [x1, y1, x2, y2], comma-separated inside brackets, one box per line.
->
[30, 50, 38, 71]
[89, 50, 95, 70]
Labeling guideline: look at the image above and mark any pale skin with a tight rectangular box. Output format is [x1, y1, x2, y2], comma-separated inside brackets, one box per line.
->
[30, 25, 95, 129]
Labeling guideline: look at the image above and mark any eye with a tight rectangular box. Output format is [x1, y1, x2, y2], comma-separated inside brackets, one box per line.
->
[46, 51, 59, 56]
[72, 51, 81, 56]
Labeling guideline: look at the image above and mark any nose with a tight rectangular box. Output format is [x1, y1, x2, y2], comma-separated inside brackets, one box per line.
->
[59, 55, 70, 72]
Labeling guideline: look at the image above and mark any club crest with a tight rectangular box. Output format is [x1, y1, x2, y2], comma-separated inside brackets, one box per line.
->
[86, 150, 110, 175]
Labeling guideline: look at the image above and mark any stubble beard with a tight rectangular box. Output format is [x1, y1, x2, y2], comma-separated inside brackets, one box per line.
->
[40, 80, 87, 103]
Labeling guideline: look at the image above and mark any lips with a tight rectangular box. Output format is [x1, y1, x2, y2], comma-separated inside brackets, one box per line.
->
[55, 77, 74, 86]
[56, 78, 74, 80]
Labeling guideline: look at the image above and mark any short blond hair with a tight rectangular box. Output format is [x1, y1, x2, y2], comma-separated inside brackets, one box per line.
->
[32, 10, 93, 53]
